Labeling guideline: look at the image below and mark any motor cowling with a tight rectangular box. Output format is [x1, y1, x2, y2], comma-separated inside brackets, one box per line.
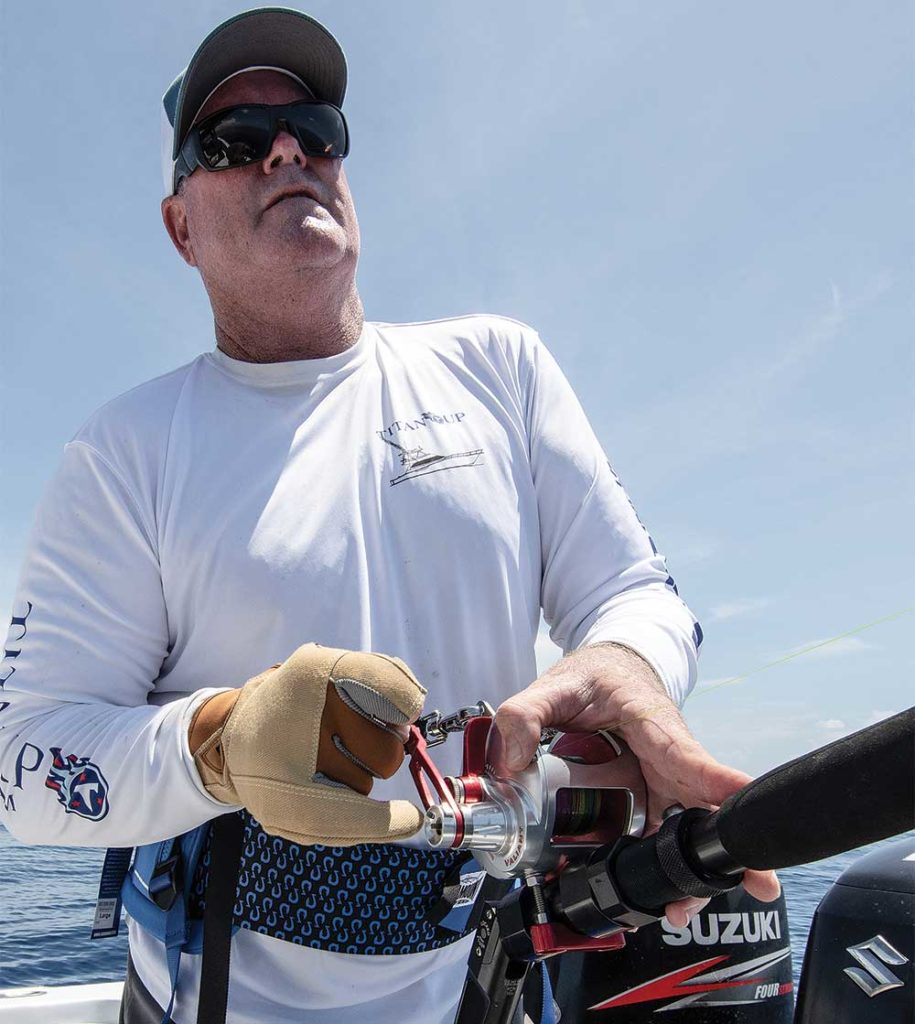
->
[794, 837, 915, 1023]
[550, 885, 793, 1021]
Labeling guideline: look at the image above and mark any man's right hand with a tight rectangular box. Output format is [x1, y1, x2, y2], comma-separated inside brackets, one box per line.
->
[188, 643, 426, 846]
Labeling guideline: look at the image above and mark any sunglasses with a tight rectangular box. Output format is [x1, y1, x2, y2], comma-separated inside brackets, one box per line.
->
[174, 100, 350, 190]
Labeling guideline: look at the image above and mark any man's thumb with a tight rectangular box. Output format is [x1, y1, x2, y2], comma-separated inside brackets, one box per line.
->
[489, 699, 543, 773]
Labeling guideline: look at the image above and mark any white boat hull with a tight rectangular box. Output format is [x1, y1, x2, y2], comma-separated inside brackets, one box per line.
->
[0, 981, 122, 1024]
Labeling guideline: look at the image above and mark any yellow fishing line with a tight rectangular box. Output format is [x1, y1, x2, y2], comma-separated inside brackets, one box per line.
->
[603, 605, 914, 734]
[691, 604, 915, 700]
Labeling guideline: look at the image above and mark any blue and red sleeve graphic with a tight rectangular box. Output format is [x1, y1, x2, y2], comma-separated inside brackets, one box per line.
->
[45, 747, 110, 821]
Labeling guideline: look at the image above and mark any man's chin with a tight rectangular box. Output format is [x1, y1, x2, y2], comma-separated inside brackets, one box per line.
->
[269, 215, 346, 247]
[260, 234, 354, 274]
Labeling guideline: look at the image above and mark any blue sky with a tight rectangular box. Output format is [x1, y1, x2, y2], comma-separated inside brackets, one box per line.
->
[1, 1, 911, 777]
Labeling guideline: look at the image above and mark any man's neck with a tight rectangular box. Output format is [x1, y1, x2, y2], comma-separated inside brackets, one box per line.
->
[213, 285, 365, 363]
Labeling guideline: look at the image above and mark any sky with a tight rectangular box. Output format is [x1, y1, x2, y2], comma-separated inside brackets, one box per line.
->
[1, 0, 912, 778]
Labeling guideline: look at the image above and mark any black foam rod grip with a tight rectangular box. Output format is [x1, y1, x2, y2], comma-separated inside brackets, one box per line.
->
[714, 706, 915, 870]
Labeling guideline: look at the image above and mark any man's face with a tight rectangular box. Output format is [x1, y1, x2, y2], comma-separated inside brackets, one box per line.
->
[165, 69, 359, 286]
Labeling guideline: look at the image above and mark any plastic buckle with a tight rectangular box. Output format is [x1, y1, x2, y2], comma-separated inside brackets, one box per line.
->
[149, 853, 182, 911]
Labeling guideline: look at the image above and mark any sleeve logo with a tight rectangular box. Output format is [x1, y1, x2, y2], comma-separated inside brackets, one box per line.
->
[45, 748, 110, 821]
[1, 601, 33, 687]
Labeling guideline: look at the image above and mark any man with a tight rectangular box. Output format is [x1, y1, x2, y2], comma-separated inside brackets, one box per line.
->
[0, 8, 777, 1023]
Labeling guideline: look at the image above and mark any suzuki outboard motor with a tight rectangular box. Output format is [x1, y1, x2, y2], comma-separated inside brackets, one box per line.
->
[794, 837, 915, 1023]
[551, 886, 793, 1021]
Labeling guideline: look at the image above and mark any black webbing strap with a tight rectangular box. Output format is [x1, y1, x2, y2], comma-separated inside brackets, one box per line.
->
[425, 852, 474, 927]
[465, 873, 516, 935]
[426, 854, 514, 935]
[196, 812, 245, 1024]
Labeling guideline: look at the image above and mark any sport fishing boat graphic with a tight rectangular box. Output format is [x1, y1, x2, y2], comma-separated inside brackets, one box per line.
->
[382, 436, 483, 486]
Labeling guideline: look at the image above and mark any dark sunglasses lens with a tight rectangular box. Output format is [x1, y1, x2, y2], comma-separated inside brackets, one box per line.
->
[197, 108, 272, 169]
[287, 104, 349, 158]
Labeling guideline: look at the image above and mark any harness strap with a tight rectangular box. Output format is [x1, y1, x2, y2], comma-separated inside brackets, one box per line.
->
[196, 812, 245, 1024]
[537, 962, 557, 1024]
[161, 944, 182, 1024]
[425, 852, 474, 927]
[149, 839, 182, 911]
[428, 854, 516, 936]
[91, 846, 133, 939]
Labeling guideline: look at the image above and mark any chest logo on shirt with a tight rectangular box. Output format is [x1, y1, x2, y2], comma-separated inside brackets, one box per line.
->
[377, 410, 483, 486]
[45, 747, 110, 821]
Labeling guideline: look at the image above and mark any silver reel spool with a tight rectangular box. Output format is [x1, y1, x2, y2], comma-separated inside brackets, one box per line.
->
[423, 728, 646, 879]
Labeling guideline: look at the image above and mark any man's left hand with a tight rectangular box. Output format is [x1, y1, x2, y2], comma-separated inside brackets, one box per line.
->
[487, 643, 780, 927]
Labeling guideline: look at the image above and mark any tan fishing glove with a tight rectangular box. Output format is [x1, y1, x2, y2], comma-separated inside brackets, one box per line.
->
[187, 643, 426, 846]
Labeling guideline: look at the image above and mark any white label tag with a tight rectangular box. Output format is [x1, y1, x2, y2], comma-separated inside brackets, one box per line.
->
[453, 869, 488, 909]
[92, 897, 120, 937]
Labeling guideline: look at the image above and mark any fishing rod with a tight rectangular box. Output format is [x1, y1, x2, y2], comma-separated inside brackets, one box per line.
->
[405, 705, 915, 1024]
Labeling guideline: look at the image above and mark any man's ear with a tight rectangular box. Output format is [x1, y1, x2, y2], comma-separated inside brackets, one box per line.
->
[161, 194, 198, 267]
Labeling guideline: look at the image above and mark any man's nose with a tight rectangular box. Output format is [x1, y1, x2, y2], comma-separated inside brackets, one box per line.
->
[262, 129, 307, 172]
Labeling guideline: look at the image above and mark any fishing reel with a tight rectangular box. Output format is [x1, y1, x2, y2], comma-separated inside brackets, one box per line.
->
[405, 702, 647, 879]
[404, 701, 653, 1023]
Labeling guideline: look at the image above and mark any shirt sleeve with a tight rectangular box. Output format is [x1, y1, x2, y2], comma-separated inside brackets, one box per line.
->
[0, 440, 231, 847]
[525, 334, 702, 705]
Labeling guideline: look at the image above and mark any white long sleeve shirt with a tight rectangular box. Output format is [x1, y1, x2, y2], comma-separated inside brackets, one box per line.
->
[0, 314, 700, 1022]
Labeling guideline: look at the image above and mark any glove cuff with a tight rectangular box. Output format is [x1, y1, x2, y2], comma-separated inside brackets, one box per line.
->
[189, 689, 242, 803]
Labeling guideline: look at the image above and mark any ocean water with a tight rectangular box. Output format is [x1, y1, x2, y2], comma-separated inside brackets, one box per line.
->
[1, 827, 913, 993]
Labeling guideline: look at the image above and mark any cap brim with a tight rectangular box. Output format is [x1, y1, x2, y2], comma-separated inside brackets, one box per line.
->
[171, 7, 347, 159]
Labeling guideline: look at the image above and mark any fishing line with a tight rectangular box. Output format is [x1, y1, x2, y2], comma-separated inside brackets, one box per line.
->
[605, 604, 914, 734]
[690, 604, 915, 699]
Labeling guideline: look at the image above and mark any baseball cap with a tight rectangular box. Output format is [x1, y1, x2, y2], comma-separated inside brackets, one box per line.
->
[161, 7, 347, 197]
